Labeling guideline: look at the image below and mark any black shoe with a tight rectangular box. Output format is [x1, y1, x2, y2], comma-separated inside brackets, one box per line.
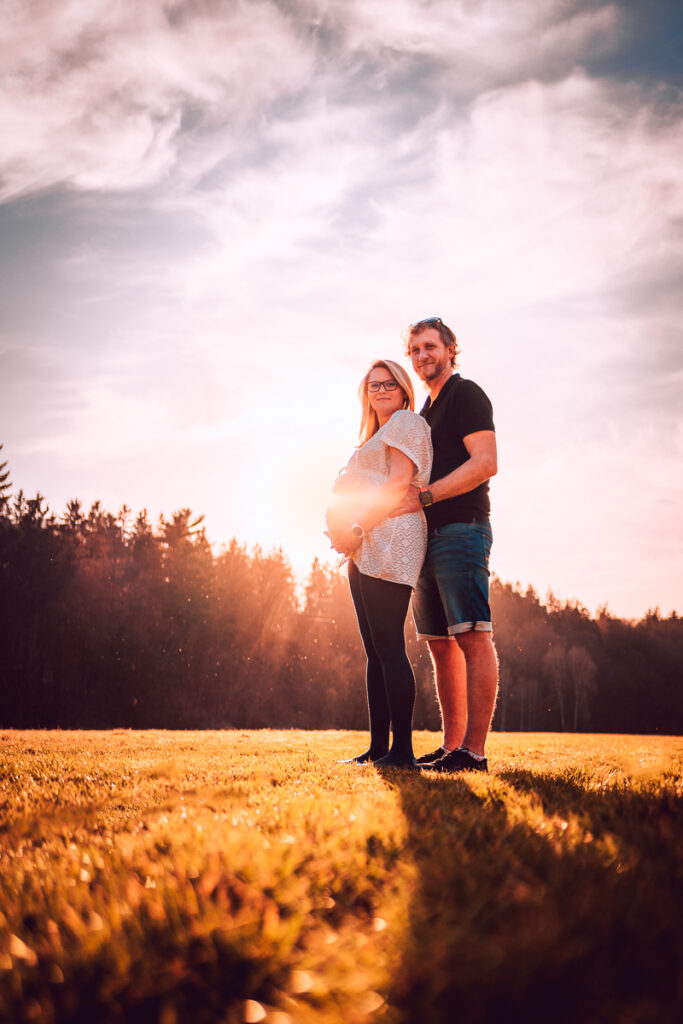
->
[373, 752, 418, 770]
[416, 746, 448, 765]
[338, 749, 388, 765]
[423, 748, 488, 773]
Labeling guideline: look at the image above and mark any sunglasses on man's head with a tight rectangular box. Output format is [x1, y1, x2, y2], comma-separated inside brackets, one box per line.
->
[409, 316, 442, 330]
[368, 380, 400, 393]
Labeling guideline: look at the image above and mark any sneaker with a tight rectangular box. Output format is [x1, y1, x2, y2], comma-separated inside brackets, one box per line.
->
[423, 748, 488, 773]
[416, 746, 448, 765]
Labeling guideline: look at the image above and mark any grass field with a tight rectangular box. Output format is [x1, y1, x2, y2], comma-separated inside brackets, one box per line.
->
[0, 730, 681, 1024]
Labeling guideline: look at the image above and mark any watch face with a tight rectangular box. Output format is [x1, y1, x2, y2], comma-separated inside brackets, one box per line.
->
[420, 489, 434, 507]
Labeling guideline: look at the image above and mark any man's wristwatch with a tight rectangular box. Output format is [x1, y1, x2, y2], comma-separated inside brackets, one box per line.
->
[351, 523, 366, 538]
[418, 488, 435, 508]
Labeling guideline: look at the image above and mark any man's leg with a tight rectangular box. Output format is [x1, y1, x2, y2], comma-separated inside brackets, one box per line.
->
[427, 637, 468, 752]
[454, 631, 498, 756]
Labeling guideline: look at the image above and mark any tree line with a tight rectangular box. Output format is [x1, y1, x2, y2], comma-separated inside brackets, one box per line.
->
[0, 453, 681, 733]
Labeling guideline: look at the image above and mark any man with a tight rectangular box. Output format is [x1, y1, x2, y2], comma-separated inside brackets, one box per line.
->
[397, 316, 498, 773]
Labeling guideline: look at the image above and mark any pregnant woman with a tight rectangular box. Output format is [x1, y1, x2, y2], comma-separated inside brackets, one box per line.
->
[326, 359, 432, 768]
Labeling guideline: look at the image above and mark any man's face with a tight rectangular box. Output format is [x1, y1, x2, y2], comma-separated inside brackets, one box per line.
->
[409, 327, 453, 383]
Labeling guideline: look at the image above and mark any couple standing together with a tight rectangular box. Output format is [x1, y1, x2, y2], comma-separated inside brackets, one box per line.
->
[326, 317, 498, 773]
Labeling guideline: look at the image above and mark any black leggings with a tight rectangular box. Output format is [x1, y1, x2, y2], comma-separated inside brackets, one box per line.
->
[348, 560, 416, 760]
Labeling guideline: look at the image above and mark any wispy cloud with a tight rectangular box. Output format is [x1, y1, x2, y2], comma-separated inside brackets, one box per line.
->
[319, 0, 623, 83]
[0, 0, 314, 197]
[0, 1, 628, 199]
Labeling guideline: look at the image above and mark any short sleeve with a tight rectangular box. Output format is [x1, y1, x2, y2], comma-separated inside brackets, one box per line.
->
[458, 380, 495, 436]
[378, 410, 433, 483]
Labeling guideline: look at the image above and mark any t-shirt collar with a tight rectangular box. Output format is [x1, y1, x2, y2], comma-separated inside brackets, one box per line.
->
[420, 372, 460, 414]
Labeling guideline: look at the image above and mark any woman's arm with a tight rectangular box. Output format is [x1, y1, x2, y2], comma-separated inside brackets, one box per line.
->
[327, 446, 416, 555]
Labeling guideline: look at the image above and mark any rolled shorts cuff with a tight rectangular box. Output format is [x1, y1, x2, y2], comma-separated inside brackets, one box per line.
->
[416, 621, 492, 641]
[449, 620, 493, 635]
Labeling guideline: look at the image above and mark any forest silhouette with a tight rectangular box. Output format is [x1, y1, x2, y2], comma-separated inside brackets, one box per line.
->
[1, 446, 680, 733]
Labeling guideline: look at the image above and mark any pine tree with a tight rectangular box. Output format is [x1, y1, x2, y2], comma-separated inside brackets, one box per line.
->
[0, 444, 11, 510]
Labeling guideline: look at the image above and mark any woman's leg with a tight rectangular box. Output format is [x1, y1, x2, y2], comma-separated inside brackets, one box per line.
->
[357, 570, 416, 766]
[346, 560, 390, 761]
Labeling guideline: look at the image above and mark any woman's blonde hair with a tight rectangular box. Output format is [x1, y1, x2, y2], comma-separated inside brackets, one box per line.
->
[358, 359, 415, 445]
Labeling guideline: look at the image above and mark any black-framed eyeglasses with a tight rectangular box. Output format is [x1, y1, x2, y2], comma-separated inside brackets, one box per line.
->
[409, 316, 442, 330]
[368, 379, 400, 393]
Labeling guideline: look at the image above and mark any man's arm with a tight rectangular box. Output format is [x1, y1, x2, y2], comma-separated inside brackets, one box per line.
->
[392, 430, 498, 515]
[429, 429, 497, 502]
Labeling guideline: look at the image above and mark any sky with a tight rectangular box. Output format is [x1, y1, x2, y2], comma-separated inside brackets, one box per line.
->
[1, 0, 682, 620]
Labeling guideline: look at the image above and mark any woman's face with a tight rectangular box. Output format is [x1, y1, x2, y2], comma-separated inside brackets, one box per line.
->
[367, 367, 405, 421]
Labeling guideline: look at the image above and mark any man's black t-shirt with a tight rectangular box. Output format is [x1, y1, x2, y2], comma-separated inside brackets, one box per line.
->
[420, 373, 495, 529]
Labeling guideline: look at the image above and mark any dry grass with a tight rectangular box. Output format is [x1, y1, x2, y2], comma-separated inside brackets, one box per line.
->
[1, 730, 681, 1023]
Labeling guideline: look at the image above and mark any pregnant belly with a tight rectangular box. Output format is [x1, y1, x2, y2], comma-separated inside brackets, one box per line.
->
[326, 475, 381, 533]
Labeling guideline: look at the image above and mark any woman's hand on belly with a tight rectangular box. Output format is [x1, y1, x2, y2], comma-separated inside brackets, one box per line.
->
[325, 524, 362, 557]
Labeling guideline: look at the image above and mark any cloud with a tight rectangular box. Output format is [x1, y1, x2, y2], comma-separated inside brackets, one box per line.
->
[63, 55, 677, 440]
[0, 0, 314, 198]
[0, 1, 628, 201]
[303, 0, 623, 87]
[5, 4, 679, 408]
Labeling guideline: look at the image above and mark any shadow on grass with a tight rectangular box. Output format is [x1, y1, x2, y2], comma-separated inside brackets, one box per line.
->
[376, 765, 683, 1024]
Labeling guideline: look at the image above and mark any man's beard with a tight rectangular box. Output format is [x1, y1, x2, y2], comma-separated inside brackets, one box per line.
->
[418, 361, 446, 381]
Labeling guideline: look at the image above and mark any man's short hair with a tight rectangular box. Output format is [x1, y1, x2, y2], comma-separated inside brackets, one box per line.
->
[405, 317, 459, 368]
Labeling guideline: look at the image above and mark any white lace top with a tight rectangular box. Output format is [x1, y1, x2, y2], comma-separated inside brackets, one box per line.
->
[332, 409, 433, 588]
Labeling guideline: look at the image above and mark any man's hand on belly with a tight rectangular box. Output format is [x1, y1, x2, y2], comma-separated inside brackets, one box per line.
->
[389, 484, 422, 518]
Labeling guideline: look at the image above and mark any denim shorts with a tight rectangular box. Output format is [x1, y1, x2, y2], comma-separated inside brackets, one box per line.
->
[412, 520, 493, 639]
